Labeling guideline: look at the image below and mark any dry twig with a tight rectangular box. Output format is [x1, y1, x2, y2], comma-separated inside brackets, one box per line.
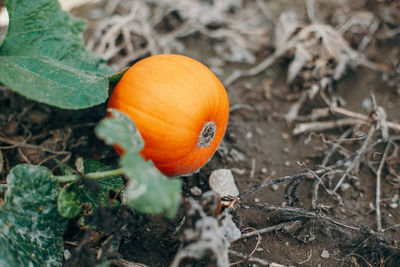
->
[239, 168, 329, 198]
[241, 203, 360, 231]
[229, 250, 287, 266]
[312, 128, 353, 208]
[332, 125, 375, 193]
[238, 221, 301, 240]
[375, 141, 391, 232]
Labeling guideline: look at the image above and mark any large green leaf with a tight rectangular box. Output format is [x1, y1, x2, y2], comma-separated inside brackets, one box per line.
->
[96, 109, 182, 218]
[0, 164, 67, 267]
[121, 152, 182, 218]
[0, 0, 112, 109]
[57, 160, 124, 218]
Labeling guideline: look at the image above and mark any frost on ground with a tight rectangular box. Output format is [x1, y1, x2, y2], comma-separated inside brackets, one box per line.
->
[171, 193, 241, 267]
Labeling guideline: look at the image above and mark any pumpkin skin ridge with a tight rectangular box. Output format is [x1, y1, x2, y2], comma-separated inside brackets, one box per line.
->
[109, 85, 201, 130]
[115, 55, 222, 124]
[118, 95, 216, 156]
[143, 119, 219, 166]
[122, 102, 198, 136]
[155, 140, 221, 176]
[107, 100, 201, 162]
[152, 117, 227, 176]
[107, 54, 229, 176]
[141, 118, 218, 165]
[139, 104, 227, 175]
[121, 59, 211, 122]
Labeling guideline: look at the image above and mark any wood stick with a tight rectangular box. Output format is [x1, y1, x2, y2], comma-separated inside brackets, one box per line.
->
[293, 118, 365, 135]
[375, 142, 391, 232]
[332, 125, 375, 193]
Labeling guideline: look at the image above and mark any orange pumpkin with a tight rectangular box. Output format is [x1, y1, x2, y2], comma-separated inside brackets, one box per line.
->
[107, 54, 229, 176]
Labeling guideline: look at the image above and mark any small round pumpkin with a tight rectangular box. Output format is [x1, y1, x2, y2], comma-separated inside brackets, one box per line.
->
[107, 54, 229, 176]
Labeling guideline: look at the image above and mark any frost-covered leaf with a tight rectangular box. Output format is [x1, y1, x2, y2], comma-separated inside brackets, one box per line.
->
[0, 164, 67, 267]
[121, 152, 182, 218]
[57, 160, 124, 218]
[95, 109, 144, 153]
[0, 0, 112, 109]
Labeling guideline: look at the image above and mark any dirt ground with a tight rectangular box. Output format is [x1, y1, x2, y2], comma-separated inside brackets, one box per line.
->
[1, 0, 400, 266]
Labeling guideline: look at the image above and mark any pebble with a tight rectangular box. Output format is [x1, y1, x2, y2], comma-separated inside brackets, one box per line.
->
[254, 198, 260, 203]
[321, 249, 329, 259]
[271, 184, 279, 191]
[261, 167, 268, 174]
[190, 186, 202, 196]
[209, 169, 239, 197]
[229, 148, 246, 161]
[369, 202, 375, 211]
[362, 98, 372, 111]
[284, 161, 291, 166]
[246, 132, 253, 139]
[244, 82, 252, 89]
[231, 168, 246, 175]
[340, 183, 351, 191]
[282, 133, 290, 140]
[64, 249, 72, 261]
[390, 203, 398, 209]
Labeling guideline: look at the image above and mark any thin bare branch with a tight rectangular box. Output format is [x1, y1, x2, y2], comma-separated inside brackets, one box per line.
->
[229, 250, 288, 266]
[332, 125, 376, 193]
[238, 221, 301, 240]
[239, 169, 329, 198]
[375, 141, 391, 231]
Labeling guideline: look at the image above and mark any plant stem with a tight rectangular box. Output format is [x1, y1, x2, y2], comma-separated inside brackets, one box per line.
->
[55, 168, 124, 183]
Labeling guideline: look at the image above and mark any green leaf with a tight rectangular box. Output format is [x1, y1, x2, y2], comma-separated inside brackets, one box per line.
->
[108, 67, 129, 83]
[0, 0, 112, 109]
[95, 109, 182, 218]
[56, 160, 124, 218]
[95, 109, 144, 153]
[82, 160, 124, 208]
[57, 186, 82, 218]
[0, 164, 67, 267]
[54, 159, 76, 175]
[122, 152, 182, 218]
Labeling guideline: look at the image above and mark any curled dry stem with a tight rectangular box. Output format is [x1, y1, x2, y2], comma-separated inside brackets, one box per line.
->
[230, 226, 261, 266]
